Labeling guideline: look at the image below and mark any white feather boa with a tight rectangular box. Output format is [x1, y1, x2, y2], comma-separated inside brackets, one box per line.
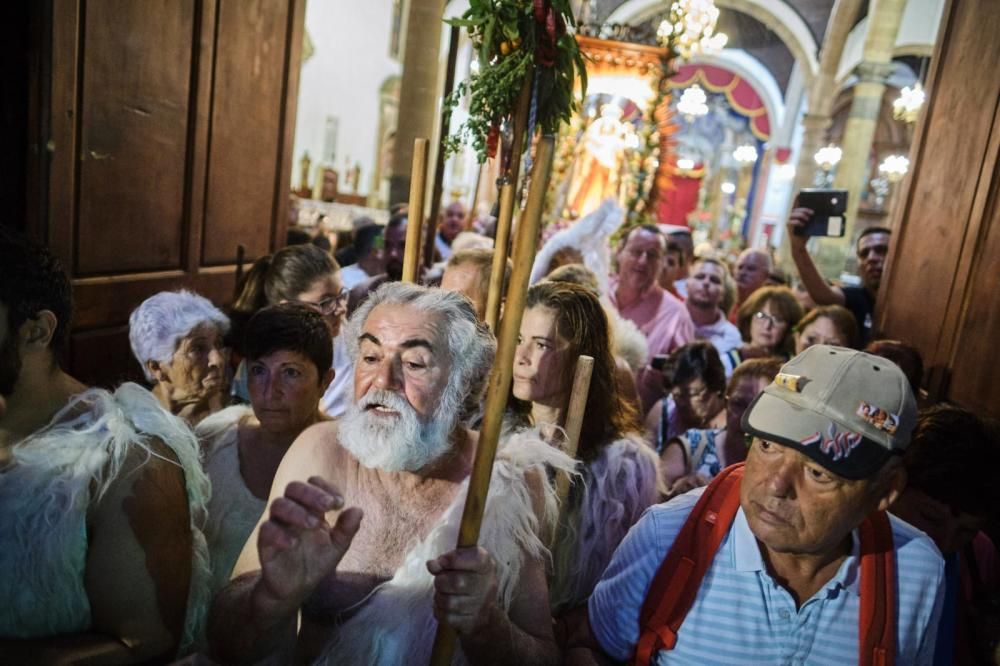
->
[549, 434, 662, 613]
[0, 382, 211, 654]
[315, 428, 578, 665]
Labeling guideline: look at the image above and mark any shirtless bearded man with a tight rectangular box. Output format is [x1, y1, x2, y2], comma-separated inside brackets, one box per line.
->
[209, 283, 570, 665]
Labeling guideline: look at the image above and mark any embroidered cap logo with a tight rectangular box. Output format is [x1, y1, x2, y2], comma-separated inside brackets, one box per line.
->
[800, 422, 863, 461]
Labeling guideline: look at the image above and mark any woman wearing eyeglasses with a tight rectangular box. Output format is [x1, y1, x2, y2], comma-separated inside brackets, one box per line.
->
[230, 244, 353, 417]
[644, 341, 728, 454]
[662, 356, 783, 498]
[722, 285, 803, 375]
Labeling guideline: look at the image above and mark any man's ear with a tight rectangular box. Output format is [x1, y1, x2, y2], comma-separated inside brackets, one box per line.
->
[21, 310, 58, 349]
[320, 367, 335, 393]
[147, 359, 168, 384]
[875, 463, 908, 513]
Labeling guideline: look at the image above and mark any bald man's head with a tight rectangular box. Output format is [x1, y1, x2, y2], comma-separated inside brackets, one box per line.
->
[735, 249, 772, 301]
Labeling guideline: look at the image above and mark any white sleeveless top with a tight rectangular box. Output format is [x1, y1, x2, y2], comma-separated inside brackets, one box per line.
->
[196, 405, 268, 595]
[0, 383, 211, 654]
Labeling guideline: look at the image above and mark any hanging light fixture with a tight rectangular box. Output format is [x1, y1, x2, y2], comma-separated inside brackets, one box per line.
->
[893, 57, 928, 124]
[733, 144, 758, 164]
[814, 144, 843, 171]
[658, 0, 726, 59]
[892, 83, 925, 124]
[878, 154, 910, 182]
[677, 84, 709, 120]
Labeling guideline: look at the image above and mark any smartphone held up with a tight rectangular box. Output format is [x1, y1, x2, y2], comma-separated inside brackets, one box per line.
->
[794, 189, 848, 237]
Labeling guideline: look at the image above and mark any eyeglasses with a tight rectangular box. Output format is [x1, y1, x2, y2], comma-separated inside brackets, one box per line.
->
[671, 384, 712, 403]
[753, 311, 786, 328]
[289, 288, 348, 316]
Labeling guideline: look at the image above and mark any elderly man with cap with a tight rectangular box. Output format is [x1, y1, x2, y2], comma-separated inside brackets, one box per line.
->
[571, 345, 945, 664]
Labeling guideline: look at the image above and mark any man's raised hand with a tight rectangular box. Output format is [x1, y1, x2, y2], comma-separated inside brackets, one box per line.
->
[252, 476, 363, 620]
[787, 206, 814, 249]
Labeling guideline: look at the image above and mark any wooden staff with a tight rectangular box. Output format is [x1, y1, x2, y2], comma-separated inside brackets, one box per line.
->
[428, 136, 556, 666]
[424, 25, 462, 269]
[483, 71, 534, 331]
[402, 137, 428, 283]
[484, 181, 514, 331]
[555, 355, 594, 505]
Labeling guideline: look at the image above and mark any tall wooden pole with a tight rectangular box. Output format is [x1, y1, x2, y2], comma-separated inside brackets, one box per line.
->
[402, 138, 429, 283]
[555, 355, 594, 505]
[424, 25, 462, 269]
[483, 71, 534, 330]
[428, 136, 556, 666]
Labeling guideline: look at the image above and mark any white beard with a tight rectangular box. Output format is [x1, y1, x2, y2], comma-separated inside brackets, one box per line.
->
[339, 388, 458, 472]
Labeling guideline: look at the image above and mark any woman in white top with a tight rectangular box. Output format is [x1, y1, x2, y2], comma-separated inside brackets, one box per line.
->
[197, 304, 333, 597]
[230, 244, 352, 417]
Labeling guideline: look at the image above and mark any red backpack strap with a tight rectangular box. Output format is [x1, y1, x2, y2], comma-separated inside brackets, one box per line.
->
[858, 510, 896, 666]
[633, 464, 745, 666]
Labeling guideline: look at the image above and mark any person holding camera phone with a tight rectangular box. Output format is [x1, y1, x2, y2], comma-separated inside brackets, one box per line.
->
[787, 196, 891, 346]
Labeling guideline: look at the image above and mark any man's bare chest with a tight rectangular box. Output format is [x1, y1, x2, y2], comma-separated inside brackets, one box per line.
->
[304, 471, 463, 619]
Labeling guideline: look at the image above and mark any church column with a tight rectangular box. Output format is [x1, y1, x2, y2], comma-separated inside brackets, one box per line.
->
[778, 0, 861, 269]
[389, 0, 447, 207]
[829, 0, 907, 264]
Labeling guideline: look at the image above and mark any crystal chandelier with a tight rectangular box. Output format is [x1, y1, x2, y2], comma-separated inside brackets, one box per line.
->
[878, 154, 910, 183]
[733, 144, 758, 164]
[658, 0, 727, 59]
[677, 84, 709, 120]
[892, 83, 925, 124]
[814, 144, 843, 170]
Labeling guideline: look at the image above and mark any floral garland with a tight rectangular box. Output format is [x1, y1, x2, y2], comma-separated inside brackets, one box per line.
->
[614, 40, 680, 241]
[443, 0, 588, 163]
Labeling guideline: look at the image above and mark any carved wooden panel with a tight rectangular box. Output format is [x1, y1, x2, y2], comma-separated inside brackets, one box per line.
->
[75, 0, 194, 275]
[34, 0, 304, 387]
[877, 0, 1000, 417]
[202, 0, 292, 266]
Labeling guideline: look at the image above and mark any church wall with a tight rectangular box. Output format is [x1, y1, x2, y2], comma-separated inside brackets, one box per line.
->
[291, 0, 401, 197]
[835, 0, 945, 82]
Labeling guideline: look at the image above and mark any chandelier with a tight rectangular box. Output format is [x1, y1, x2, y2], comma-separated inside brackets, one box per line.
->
[733, 144, 758, 164]
[892, 83, 925, 124]
[677, 84, 709, 119]
[658, 0, 728, 59]
[813, 144, 843, 171]
[878, 154, 910, 182]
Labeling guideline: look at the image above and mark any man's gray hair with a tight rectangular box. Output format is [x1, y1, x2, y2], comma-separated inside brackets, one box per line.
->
[344, 282, 497, 418]
[129, 290, 230, 382]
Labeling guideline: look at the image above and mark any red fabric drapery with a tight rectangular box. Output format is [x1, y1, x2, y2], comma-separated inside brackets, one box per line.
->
[669, 64, 771, 141]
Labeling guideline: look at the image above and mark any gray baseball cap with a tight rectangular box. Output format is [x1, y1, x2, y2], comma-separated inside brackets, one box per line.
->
[741, 345, 918, 480]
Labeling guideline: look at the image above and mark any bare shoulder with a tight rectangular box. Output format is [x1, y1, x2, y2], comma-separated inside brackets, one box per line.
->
[277, 420, 347, 483]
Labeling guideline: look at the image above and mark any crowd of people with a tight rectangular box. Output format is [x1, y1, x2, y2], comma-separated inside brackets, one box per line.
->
[1, 195, 998, 665]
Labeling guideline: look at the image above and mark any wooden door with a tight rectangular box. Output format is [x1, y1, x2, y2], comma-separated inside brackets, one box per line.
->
[876, 0, 1000, 418]
[31, 0, 305, 387]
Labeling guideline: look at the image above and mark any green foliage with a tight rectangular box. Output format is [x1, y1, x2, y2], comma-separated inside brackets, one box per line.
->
[444, 0, 587, 163]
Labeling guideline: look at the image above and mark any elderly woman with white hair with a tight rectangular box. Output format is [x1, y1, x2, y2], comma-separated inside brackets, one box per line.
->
[129, 290, 230, 425]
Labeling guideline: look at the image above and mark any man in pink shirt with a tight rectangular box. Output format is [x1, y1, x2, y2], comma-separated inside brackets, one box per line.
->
[609, 225, 695, 412]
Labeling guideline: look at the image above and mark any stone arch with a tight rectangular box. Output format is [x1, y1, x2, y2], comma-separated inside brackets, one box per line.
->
[606, 0, 819, 82]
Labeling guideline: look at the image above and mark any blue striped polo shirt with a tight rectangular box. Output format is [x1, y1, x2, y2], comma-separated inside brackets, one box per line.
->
[589, 489, 946, 665]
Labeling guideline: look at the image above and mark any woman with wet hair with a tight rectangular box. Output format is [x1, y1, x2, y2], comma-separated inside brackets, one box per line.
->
[508, 281, 660, 616]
